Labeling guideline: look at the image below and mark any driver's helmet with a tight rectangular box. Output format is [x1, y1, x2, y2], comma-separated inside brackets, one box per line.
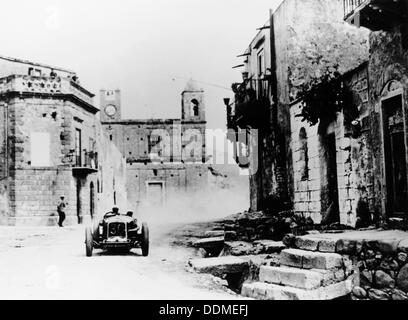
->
[112, 206, 119, 214]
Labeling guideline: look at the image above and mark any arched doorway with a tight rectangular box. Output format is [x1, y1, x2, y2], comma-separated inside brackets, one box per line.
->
[90, 182, 95, 219]
[381, 80, 408, 217]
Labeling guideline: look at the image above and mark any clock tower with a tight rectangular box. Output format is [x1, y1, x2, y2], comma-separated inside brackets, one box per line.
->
[100, 89, 121, 122]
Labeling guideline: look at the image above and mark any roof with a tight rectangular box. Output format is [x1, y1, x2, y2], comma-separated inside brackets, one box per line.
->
[183, 78, 203, 92]
[0, 54, 75, 74]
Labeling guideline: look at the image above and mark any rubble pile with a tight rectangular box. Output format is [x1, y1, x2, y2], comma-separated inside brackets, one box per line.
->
[223, 210, 316, 242]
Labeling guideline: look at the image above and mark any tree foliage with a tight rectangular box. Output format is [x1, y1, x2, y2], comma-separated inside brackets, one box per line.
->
[295, 65, 351, 126]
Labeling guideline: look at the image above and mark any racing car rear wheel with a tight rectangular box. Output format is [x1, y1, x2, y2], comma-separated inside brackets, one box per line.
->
[141, 222, 149, 257]
[85, 227, 93, 257]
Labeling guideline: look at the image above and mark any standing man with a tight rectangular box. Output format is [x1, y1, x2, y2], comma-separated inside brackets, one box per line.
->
[57, 195, 67, 227]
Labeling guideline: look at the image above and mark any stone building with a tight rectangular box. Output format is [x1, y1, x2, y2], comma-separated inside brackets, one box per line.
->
[228, 0, 369, 224]
[100, 79, 208, 210]
[289, 0, 408, 227]
[0, 56, 127, 226]
[342, 0, 408, 225]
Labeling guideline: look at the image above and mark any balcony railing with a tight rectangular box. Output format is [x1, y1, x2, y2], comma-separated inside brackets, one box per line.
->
[344, 0, 366, 20]
[72, 150, 98, 174]
[0, 75, 95, 107]
[228, 90, 270, 130]
[344, 0, 406, 30]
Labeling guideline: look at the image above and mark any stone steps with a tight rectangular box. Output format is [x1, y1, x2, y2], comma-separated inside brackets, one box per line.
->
[280, 248, 344, 270]
[259, 266, 345, 290]
[241, 279, 352, 300]
[240, 247, 350, 300]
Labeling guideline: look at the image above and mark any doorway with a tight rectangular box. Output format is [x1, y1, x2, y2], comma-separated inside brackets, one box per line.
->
[319, 126, 340, 224]
[76, 179, 82, 224]
[90, 182, 95, 219]
[146, 182, 165, 207]
[382, 95, 408, 217]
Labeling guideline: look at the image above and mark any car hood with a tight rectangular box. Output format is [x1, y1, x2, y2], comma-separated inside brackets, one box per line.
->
[104, 215, 134, 224]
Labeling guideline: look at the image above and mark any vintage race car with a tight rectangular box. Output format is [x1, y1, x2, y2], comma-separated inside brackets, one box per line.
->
[85, 211, 149, 257]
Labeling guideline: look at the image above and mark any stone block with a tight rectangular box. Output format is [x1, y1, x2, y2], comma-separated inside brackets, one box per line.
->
[253, 240, 285, 254]
[311, 268, 346, 286]
[396, 264, 408, 293]
[375, 270, 395, 289]
[398, 239, 408, 253]
[193, 236, 224, 249]
[189, 256, 249, 278]
[259, 266, 323, 290]
[295, 236, 320, 251]
[302, 251, 343, 270]
[319, 280, 352, 300]
[280, 249, 343, 270]
[280, 249, 304, 268]
[352, 286, 367, 299]
[204, 230, 224, 238]
[241, 280, 352, 300]
[367, 288, 390, 300]
[336, 239, 356, 254]
[318, 238, 338, 253]
[367, 239, 400, 254]
[391, 289, 408, 300]
[224, 241, 254, 256]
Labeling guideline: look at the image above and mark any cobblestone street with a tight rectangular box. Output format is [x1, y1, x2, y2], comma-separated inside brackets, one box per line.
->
[0, 224, 240, 300]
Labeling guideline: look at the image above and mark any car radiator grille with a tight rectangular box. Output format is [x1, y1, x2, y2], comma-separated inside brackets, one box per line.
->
[108, 222, 126, 238]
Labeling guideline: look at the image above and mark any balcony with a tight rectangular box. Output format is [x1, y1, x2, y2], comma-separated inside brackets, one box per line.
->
[72, 150, 98, 175]
[344, 0, 407, 31]
[0, 75, 97, 113]
[228, 82, 270, 131]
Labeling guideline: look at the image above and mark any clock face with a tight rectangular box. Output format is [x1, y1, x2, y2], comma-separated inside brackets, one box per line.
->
[105, 105, 117, 117]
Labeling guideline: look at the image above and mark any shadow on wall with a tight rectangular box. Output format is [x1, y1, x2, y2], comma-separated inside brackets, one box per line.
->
[136, 183, 250, 227]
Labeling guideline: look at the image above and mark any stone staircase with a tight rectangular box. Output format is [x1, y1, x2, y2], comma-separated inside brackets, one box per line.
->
[241, 247, 353, 300]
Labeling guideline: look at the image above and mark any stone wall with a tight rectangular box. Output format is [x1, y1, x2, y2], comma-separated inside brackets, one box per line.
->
[289, 64, 373, 227]
[126, 163, 208, 209]
[352, 239, 408, 300]
[368, 25, 408, 222]
[290, 104, 322, 223]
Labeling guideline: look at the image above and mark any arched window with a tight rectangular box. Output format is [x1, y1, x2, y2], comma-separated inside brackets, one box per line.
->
[191, 99, 199, 117]
[299, 127, 309, 181]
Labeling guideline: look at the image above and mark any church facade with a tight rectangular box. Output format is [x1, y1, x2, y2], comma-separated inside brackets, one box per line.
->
[100, 80, 209, 210]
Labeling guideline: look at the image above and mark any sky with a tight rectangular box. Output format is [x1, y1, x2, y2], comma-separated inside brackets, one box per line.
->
[0, 0, 283, 130]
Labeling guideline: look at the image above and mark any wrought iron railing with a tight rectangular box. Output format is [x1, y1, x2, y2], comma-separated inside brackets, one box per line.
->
[344, 0, 367, 18]
[74, 150, 98, 169]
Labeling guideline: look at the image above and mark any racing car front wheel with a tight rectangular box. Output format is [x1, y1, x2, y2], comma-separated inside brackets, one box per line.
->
[141, 222, 149, 257]
[85, 227, 93, 257]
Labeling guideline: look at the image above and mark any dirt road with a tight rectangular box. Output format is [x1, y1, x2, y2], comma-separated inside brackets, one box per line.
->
[0, 223, 239, 300]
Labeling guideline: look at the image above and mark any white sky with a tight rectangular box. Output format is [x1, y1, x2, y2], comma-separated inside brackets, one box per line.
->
[0, 0, 283, 129]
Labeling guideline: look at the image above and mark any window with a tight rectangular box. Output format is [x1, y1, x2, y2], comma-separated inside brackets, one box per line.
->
[28, 68, 42, 77]
[75, 128, 82, 166]
[148, 134, 161, 154]
[30, 132, 50, 167]
[299, 128, 309, 181]
[257, 50, 265, 97]
[190, 99, 199, 117]
[257, 50, 264, 77]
